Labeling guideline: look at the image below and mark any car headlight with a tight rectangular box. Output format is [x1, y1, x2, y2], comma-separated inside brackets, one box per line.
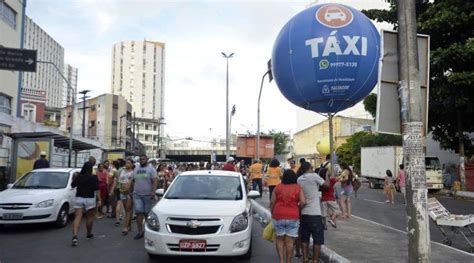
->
[230, 212, 248, 233]
[146, 211, 160, 231]
[36, 199, 54, 208]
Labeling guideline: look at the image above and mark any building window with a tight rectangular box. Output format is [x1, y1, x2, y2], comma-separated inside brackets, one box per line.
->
[112, 120, 117, 126]
[22, 103, 36, 122]
[145, 135, 150, 141]
[0, 94, 12, 114]
[89, 121, 95, 128]
[90, 104, 96, 111]
[0, 0, 17, 29]
[112, 103, 118, 109]
[145, 124, 149, 130]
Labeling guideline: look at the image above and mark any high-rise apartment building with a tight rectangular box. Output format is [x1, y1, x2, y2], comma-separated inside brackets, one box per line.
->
[62, 64, 78, 107]
[111, 40, 165, 157]
[0, 0, 24, 118]
[60, 94, 133, 150]
[22, 16, 65, 108]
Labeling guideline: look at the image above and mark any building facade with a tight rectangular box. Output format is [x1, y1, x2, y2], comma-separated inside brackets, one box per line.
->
[0, 0, 24, 119]
[19, 87, 46, 123]
[293, 116, 374, 166]
[62, 64, 77, 108]
[110, 40, 166, 156]
[61, 94, 133, 150]
[22, 16, 65, 108]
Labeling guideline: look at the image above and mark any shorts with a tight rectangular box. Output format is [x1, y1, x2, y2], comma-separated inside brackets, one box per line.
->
[133, 193, 153, 214]
[321, 201, 340, 217]
[272, 219, 299, 238]
[342, 186, 353, 197]
[384, 184, 395, 195]
[300, 215, 324, 245]
[74, 197, 96, 211]
[120, 193, 132, 201]
[400, 186, 406, 196]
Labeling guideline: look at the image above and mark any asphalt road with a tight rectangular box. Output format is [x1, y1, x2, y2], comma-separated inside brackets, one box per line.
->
[0, 216, 284, 263]
[351, 184, 474, 253]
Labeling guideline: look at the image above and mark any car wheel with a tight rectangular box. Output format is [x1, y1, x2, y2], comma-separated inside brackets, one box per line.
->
[55, 204, 69, 228]
[240, 238, 252, 260]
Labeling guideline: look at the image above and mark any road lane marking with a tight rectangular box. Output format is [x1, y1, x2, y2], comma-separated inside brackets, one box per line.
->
[362, 198, 386, 205]
[352, 215, 474, 256]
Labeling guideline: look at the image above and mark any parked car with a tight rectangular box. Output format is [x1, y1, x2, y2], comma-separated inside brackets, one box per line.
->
[0, 168, 79, 227]
[144, 170, 260, 259]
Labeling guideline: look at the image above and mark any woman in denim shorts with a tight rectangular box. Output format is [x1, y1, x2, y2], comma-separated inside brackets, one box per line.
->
[270, 170, 306, 263]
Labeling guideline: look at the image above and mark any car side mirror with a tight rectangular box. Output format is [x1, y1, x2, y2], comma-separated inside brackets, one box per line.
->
[7, 184, 13, 189]
[155, 189, 165, 197]
[248, 190, 260, 199]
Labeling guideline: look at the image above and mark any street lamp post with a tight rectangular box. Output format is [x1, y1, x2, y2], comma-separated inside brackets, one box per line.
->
[222, 52, 234, 160]
[256, 60, 273, 161]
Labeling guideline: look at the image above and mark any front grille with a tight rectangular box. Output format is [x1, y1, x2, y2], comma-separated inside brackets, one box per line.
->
[168, 225, 221, 235]
[0, 214, 50, 220]
[167, 243, 220, 252]
[0, 203, 32, 210]
[168, 217, 221, 222]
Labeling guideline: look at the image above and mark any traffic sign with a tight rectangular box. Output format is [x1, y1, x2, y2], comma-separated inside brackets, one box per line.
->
[0, 47, 37, 72]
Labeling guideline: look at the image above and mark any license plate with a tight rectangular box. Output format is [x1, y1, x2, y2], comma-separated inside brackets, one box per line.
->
[3, 213, 23, 220]
[179, 240, 207, 250]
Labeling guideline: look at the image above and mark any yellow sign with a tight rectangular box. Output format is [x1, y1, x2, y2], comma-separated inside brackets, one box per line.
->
[16, 140, 51, 179]
[106, 152, 125, 161]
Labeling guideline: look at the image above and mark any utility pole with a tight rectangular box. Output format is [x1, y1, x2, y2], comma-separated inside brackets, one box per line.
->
[78, 90, 91, 138]
[222, 52, 234, 160]
[398, 0, 431, 261]
[328, 113, 335, 177]
[132, 112, 136, 155]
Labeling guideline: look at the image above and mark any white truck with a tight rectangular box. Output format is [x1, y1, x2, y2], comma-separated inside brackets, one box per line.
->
[361, 146, 443, 190]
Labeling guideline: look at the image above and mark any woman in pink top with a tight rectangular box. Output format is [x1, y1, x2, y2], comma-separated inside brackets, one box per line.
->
[96, 163, 108, 218]
[397, 164, 406, 204]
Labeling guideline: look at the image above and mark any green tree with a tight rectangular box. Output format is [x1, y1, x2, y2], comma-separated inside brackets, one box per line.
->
[363, 93, 377, 119]
[363, 0, 474, 157]
[269, 130, 290, 155]
[336, 131, 402, 173]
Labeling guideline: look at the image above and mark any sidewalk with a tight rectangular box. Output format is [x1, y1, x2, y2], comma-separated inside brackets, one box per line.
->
[255, 192, 474, 262]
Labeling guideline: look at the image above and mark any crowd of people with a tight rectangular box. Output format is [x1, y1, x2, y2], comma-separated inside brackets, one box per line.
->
[68, 152, 362, 263]
[68, 154, 253, 247]
[266, 155, 359, 263]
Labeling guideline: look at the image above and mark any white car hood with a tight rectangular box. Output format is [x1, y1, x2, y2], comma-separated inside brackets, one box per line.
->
[156, 199, 247, 217]
[0, 189, 63, 203]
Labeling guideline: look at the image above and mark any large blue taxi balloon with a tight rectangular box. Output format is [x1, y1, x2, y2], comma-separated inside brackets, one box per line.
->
[272, 3, 380, 113]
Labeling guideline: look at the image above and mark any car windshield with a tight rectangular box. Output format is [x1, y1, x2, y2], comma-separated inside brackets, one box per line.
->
[165, 175, 243, 200]
[13, 171, 70, 189]
[425, 157, 441, 170]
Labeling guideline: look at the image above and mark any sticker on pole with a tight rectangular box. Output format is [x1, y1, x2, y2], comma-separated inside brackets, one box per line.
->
[272, 4, 380, 113]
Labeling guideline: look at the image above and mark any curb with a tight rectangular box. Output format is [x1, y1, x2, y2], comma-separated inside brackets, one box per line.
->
[436, 189, 474, 199]
[251, 200, 350, 263]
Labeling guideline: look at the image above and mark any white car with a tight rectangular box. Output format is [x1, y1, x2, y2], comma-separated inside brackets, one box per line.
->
[144, 170, 260, 259]
[0, 168, 79, 227]
[325, 7, 347, 22]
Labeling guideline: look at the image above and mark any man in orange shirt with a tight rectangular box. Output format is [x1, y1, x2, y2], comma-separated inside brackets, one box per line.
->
[249, 160, 263, 197]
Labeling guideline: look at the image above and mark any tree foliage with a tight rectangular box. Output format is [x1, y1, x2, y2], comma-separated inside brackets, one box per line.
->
[363, 93, 377, 119]
[268, 130, 290, 155]
[336, 131, 402, 173]
[363, 0, 474, 156]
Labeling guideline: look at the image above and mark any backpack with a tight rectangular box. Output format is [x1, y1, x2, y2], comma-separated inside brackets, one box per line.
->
[319, 161, 330, 178]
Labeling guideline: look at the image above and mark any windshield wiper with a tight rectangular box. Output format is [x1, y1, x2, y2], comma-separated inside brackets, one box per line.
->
[165, 196, 182, 199]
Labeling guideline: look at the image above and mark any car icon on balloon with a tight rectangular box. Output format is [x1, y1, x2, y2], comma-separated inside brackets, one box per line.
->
[324, 8, 346, 22]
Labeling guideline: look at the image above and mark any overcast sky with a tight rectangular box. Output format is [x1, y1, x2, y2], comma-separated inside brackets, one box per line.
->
[26, 0, 390, 141]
